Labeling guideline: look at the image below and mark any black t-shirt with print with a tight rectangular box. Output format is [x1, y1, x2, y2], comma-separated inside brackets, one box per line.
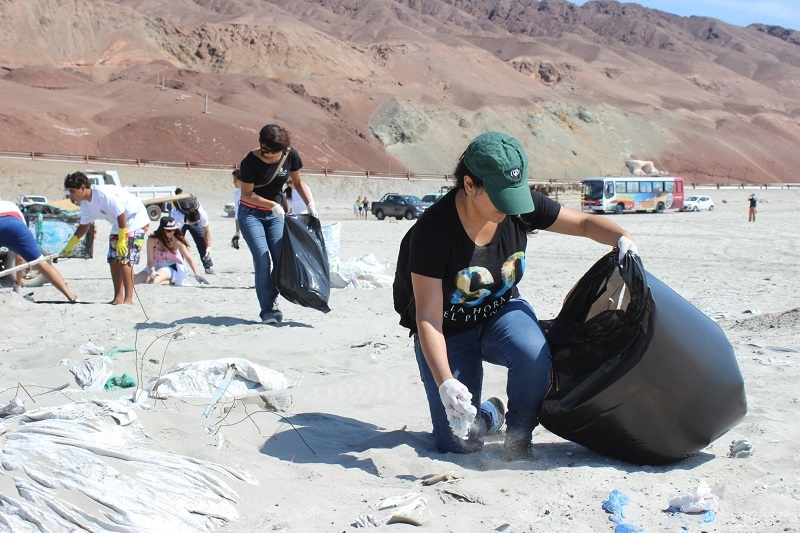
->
[239, 148, 303, 202]
[408, 188, 561, 332]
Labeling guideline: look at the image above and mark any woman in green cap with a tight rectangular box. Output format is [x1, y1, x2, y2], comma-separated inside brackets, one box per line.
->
[405, 131, 638, 460]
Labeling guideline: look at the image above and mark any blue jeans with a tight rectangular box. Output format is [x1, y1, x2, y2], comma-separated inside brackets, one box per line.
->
[414, 298, 552, 454]
[182, 223, 213, 269]
[238, 204, 284, 319]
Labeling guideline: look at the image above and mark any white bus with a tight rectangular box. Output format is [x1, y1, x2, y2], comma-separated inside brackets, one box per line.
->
[582, 176, 685, 214]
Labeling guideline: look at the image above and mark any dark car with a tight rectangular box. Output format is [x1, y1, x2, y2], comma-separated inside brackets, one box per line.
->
[371, 193, 431, 220]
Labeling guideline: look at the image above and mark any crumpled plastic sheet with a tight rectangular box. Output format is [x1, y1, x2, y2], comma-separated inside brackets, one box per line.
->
[321, 222, 341, 270]
[78, 341, 105, 355]
[668, 480, 719, 523]
[145, 357, 293, 399]
[446, 399, 477, 440]
[0, 400, 257, 532]
[330, 252, 394, 289]
[66, 355, 114, 391]
[0, 398, 26, 418]
[729, 438, 753, 458]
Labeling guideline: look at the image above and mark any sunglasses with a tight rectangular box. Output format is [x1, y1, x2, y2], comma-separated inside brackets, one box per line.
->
[260, 144, 282, 155]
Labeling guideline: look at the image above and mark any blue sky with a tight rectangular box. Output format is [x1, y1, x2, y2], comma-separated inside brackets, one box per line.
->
[571, 1, 800, 31]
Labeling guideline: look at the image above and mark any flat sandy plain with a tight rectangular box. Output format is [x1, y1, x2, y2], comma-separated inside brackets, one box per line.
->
[1, 160, 799, 532]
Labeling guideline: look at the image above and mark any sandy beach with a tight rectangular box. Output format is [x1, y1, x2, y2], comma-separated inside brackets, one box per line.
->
[1, 161, 799, 532]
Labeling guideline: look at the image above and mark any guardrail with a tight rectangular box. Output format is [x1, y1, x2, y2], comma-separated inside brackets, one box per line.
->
[1, 150, 798, 189]
[0, 149, 571, 185]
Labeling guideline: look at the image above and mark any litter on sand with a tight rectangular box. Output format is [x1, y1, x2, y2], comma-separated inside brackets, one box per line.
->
[145, 357, 294, 400]
[355, 491, 428, 527]
[729, 438, 754, 458]
[0, 400, 257, 531]
[668, 480, 719, 514]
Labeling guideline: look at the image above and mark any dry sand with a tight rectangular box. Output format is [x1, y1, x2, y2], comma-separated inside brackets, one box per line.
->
[1, 162, 799, 532]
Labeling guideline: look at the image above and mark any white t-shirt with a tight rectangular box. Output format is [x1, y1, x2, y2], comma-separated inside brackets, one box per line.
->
[170, 204, 209, 228]
[0, 200, 24, 222]
[288, 185, 313, 215]
[233, 189, 241, 218]
[79, 185, 150, 233]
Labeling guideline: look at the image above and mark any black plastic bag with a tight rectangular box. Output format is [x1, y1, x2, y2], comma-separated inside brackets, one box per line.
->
[538, 251, 747, 465]
[276, 214, 331, 313]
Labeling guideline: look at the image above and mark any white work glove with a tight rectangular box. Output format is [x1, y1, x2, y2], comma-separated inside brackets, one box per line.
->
[617, 236, 639, 263]
[438, 378, 477, 440]
[307, 202, 319, 219]
[195, 275, 209, 285]
[203, 248, 212, 261]
[272, 204, 285, 219]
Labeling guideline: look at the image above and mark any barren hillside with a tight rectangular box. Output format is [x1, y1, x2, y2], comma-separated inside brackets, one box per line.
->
[1, 0, 799, 184]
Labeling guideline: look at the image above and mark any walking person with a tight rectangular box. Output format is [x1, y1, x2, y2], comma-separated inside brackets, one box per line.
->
[1, 200, 78, 302]
[238, 124, 317, 325]
[354, 196, 362, 219]
[403, 131, 639, 460]
[170, 190, 214, 274]
[748, 193, 758, 222]
[63, 171, 150, 305]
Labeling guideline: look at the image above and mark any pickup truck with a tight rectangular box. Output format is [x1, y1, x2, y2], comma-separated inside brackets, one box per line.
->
[371, 193, 431, 221]
[79, 170, 178, 221]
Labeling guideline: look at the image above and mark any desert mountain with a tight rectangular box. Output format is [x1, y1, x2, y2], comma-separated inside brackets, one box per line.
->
[1, 0, 799, 184]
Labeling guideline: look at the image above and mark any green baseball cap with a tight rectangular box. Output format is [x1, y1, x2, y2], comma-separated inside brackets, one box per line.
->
[463, 131, 533, 215]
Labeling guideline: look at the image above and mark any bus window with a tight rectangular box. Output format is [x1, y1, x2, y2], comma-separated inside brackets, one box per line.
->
[653, 182, 663, 195]
[676, 180, 683, 193]
[583, 180, 604, 199]
[641, 182, 652, 193]
[665, 182, 674, 193]
[626, 181, 640, 193]
[615, 181, 625, 193]
[605, 181, 615, 198]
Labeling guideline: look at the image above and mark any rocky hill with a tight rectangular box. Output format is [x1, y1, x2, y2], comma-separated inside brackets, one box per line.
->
[1, 0, 799, 184]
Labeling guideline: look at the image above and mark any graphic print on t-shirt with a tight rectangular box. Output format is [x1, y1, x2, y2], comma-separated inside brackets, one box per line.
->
[445, 250, 526, 324]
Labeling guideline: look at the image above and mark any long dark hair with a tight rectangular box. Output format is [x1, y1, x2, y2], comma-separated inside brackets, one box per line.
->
[150, 219, 190, 251]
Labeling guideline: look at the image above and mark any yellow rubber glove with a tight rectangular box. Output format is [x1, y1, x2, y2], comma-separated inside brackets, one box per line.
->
[62, 235, 81, 256]
[116, 228, 128, 260]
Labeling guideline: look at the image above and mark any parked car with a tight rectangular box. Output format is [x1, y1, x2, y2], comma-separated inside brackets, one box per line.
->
[680, 195, 715, 212]
[18, 194, 49, 206]
[421, 193, 441, 203]
[371, 193, 431, 220]
[421, 185, 453, 204]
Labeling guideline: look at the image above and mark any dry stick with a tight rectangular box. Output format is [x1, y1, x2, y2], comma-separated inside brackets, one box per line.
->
[132, 280, 182, 404]
[132, 273, 150, 392]
[212, 405, 317, 455]
[14, 383, 36, 403]
[0, 384, 65, 396]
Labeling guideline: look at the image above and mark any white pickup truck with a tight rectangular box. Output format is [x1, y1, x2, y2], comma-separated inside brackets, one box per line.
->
[81, 170, 178, 221]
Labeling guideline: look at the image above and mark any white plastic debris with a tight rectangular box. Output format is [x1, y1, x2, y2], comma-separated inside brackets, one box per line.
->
[669, 480, 719, 513]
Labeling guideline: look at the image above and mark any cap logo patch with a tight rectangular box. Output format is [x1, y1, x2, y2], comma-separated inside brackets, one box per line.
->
[509, 168, 521, 182]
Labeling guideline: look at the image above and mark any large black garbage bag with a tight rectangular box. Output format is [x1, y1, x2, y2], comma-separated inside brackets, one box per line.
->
[276, 214, 331, 313]
[538, 251, 747, 465]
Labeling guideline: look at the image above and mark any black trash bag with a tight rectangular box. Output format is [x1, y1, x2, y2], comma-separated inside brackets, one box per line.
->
[538, 251, 747, 465]
[275, 214, 331, 313]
